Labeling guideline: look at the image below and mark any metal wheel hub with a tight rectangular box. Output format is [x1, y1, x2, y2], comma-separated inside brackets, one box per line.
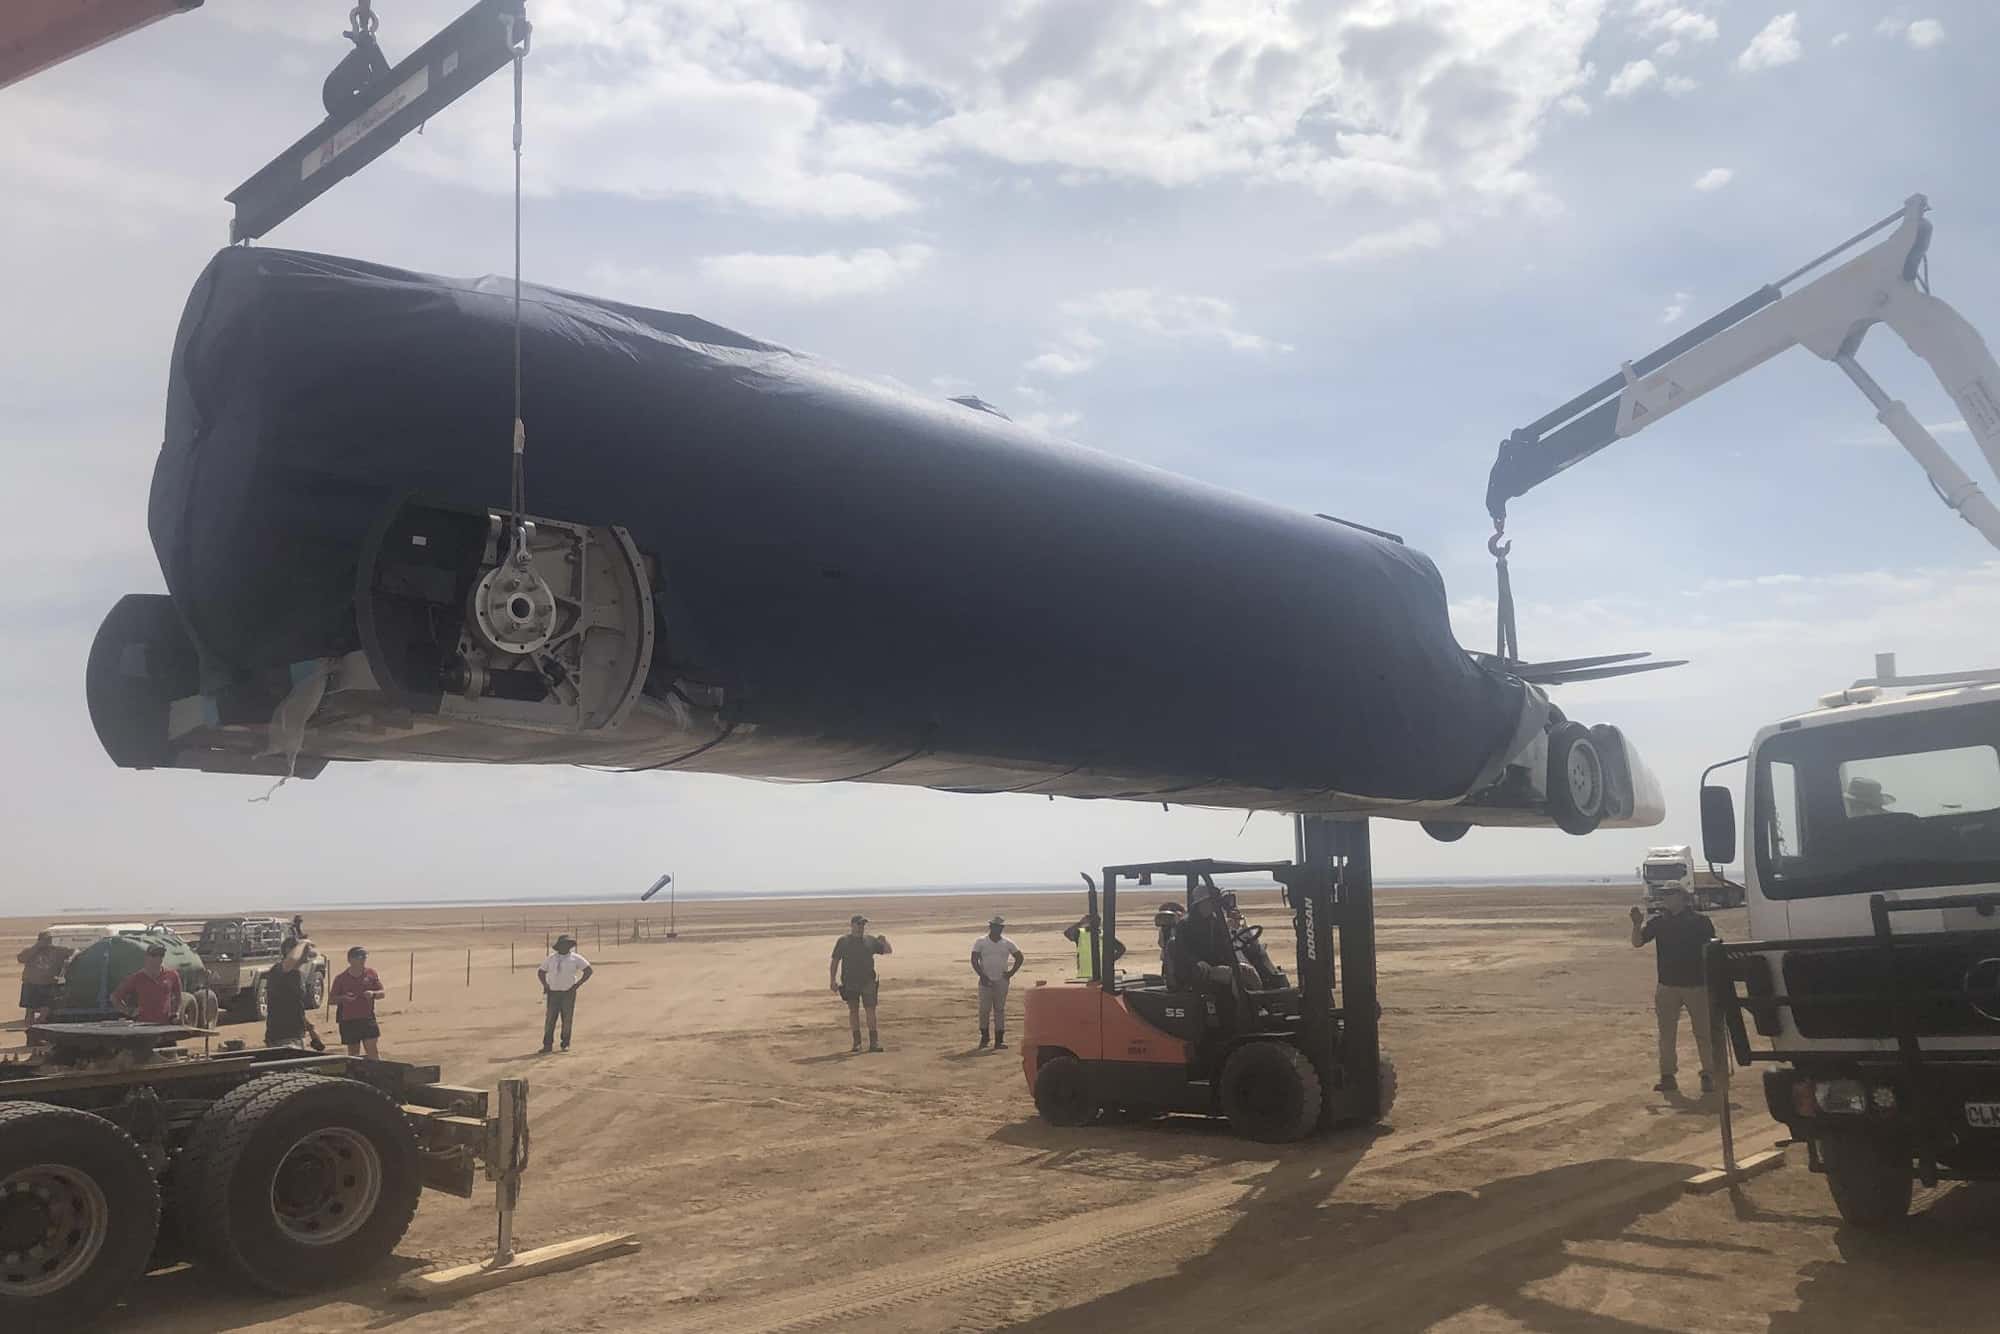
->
[270, 1128, 382, 1246]
[1566, 743, 1602, 809]
[0, 1166, 110, 1296]
[471, 562, 558, 656]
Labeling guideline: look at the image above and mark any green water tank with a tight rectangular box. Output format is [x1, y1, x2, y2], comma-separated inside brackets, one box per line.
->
[58, 931, 206, 1016]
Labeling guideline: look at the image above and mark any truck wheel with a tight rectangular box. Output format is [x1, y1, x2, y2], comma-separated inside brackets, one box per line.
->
[1546, 722, 1606, 835]
[1821, 1132, 1913, 1227]
[1377, 1051, 1399, 1120]
[1220, 1041, 1322, 1143]
[1420, 820, 1470, 844]
[0, 1101, 160, 1333]
[250, 974, 269, 1022]
[184, 1074, 422, 1293]
[1033, 1056, 1096, 1127]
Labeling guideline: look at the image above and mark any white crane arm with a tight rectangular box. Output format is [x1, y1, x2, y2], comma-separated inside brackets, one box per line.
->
[1490, 195, 2000, 553]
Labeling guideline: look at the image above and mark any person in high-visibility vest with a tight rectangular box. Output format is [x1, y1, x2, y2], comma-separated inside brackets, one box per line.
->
[1062, 911, 1125, 981]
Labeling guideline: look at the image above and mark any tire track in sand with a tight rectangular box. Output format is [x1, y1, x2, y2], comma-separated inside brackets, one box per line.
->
[671, 1098, 1615, 1334]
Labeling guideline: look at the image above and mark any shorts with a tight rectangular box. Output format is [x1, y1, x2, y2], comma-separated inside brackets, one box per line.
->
[20, 982, 56, 1010]
[338, 1018, 381, 1044]
[839, 978, 880, 1005]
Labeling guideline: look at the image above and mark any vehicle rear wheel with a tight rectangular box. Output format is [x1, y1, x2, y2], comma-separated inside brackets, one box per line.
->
[250, 974, 269, 1023]
[0, 1101, 159, 1333]
[1546, 722, 1606, 835]
[1821, 1132, 1913, 1227]
[1420, 820, 1470, 843]
[1033, 1056, 1096, 1127]
[182, 1073, 421, 1293]
[1220, 1041, 1322, 1143]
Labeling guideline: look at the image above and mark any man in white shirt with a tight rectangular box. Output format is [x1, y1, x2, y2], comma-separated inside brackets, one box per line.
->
[537, 934, 594, 1053]
[970, 915, 1025, 1050]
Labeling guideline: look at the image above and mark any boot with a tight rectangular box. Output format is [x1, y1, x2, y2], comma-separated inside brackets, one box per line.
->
[978, 1030, 990, 1048]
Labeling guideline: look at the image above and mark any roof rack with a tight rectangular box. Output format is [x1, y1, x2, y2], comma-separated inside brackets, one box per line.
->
[1850, 652, 2000, 690]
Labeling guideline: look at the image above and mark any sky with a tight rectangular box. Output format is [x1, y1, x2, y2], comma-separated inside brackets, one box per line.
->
[4, 0, 1999, 912]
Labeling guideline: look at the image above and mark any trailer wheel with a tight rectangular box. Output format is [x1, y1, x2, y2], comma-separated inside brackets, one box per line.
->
[184, 1073, 421, 1293]
[1220, 1041, 1322, 1143]
[1547, 723, 1606, 835]
[1821, 1132, 1913, 1227]
[0, 1101, 159, 1333]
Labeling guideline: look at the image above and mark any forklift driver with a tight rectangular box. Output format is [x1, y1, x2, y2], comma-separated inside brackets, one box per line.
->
[1173, 883, 1240, 988]
[1224, 894, 1288, 990]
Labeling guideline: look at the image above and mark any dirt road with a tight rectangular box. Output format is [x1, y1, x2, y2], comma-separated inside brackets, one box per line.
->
[7, 884, 1995, 1331]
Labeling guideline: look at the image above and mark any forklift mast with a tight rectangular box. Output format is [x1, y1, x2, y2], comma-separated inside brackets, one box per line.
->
[1292, 814, 1381, 1124]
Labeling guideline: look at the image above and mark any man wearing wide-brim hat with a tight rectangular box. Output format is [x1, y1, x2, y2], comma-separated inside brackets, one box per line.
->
[970, 914, 1024, 1051]
[538, 934, 594, 1054]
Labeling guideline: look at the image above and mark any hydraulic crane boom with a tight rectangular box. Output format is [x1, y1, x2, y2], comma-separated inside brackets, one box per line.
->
[1487, 195, 2000, 554]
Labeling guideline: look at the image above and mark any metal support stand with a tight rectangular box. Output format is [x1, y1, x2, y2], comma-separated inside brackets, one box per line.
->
[396, 1076, 639, 1300]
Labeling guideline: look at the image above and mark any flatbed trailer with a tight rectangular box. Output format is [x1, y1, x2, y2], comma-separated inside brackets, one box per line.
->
[0, 1021, 510, 1330]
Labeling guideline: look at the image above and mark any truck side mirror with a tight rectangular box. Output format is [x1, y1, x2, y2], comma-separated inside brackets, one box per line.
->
[1701, 785, 1737, 866]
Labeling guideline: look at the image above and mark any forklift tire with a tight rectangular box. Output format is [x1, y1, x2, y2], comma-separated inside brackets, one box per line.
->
[1821, 1132, 1913, 1227]
[1220, 1041, 1322, 1143]
[1420, 820, 1470, 843]
[0, 1101, 160, 1334]
[182, 1073, 422, 1293]
[1546, 722, 1606, 836]
[1034, 1056, 1097, 1127]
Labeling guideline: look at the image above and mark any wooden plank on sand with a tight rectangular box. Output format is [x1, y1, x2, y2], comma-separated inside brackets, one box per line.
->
[393, 1233, 640, 1301]
[1685, 1147, 1787, 1194]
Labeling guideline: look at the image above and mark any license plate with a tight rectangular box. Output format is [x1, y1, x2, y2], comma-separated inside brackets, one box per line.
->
[1967, 1102, 2000, 1129]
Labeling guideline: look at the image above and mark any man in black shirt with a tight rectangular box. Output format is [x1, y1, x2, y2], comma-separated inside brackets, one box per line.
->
[265, 940, 326, 1051]
[1630, 887, 1717, 1095]
[829, 914, 892, 1053]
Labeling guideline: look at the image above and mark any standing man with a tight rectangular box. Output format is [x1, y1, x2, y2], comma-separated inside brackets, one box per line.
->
[1630, 886, 1718, 1095]
[17, 931, 74, 1029]
[971, 915, 1025, 1050]
[330, 946, 386, 1057]
[538, 934, 593, 1053]
[265, 940, 326, 1050]
[829, 914, 891, 1053]
[111, 943, 183, 1024]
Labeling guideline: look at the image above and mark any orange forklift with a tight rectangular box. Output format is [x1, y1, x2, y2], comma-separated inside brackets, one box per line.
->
[1021, 818, 1392, 1142]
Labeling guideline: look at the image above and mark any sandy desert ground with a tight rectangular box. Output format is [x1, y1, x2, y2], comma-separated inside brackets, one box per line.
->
[6, 883, 1998, 1333]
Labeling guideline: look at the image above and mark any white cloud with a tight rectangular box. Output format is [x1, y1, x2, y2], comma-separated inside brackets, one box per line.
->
[1693, 166, 1734, 192]
[1662, 291, 1691, 324]
[1019, 409, 1083, 435]
[1831, 32, 1851, 47]
[1606, 59, 1660, 98]
[1634, 6, 1720, 45]
[1324, 219, 1445, 265]
[1558, 94, 1592, 117]
[1905, 19, 1946, 50]
[695, 245, 935, 301]
[1026, 288, 1288, 376]
[1738, 14, 1803, 72]
[1664, 75, 1699, 96]
[1654, 38, 1681, 58]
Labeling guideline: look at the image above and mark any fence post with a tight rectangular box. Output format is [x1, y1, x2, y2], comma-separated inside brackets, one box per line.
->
[408, 951, 415, 1002]
[466, 949, 472, 986]
[511, 942, 516, 973]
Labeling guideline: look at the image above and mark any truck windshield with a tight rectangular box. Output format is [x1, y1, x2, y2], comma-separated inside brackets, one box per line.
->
[1643, 864, 1689, 882]
[1754, 698, 2000, 899]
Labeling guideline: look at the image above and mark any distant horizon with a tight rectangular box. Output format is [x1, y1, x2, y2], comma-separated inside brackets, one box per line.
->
[15, 871, 1651, 920]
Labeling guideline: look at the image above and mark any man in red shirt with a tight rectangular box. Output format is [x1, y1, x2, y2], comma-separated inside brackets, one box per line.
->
[329, 946, 385, 1057]
[111, 943, 183, 1023]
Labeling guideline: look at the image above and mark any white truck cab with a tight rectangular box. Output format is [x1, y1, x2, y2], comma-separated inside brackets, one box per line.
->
[1639, 845, 1695, 913]
[1701, 660, 2000, 1224]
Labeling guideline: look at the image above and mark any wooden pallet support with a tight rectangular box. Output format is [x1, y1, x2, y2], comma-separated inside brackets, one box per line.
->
[1685, 1147, 1787, 1194]
[394, 1232, 641, 1301]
